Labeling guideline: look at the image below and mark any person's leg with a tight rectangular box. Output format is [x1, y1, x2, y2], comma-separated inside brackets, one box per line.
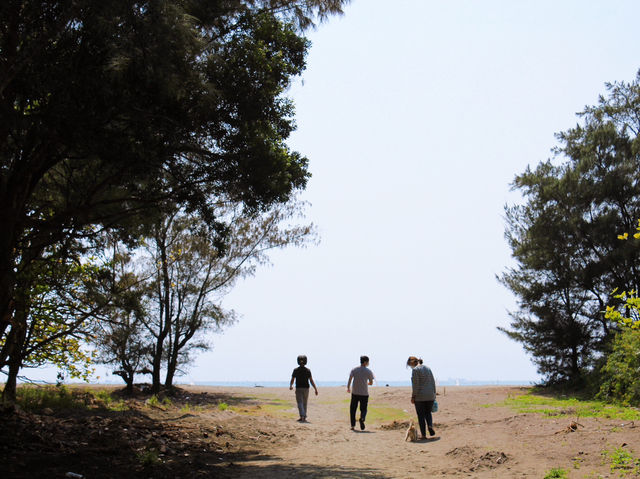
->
[301, 388, 310, 420]
[425, 400, 435, 435]
[359, 395, 369, 429]
[295, 388, 305, 420]
[349, 394, 358, 428]
[414, 400, 427, 437]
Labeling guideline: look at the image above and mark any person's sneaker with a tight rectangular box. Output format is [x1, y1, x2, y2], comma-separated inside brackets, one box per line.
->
[428, 427, 436, 436]
[359, 418, 365, 430]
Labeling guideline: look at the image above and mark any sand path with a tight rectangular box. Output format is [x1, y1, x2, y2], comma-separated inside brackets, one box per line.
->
[183, 385, 640, 478]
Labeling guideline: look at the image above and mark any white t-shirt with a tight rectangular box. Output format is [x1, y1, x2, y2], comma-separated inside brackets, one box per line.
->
[349, 366, 374, 396]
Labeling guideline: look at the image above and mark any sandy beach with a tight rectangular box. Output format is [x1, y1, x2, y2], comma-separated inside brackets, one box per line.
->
[3, 384, 640, 478]
[183, 385, 640, 478]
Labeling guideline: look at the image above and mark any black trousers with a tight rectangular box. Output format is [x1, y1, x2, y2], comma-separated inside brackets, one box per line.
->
[414, 400, 434, 437]
[350, 394, 369, 427]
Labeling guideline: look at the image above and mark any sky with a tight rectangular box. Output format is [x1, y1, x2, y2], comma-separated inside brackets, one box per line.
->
[23, 0, 640, 386]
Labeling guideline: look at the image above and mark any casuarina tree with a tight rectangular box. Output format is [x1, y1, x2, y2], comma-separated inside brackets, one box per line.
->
[0, 0, 348, 405]
[500, 71, 640, 384]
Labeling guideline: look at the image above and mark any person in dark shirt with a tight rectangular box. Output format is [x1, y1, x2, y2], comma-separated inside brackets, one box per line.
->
[289, 355, 318, 422]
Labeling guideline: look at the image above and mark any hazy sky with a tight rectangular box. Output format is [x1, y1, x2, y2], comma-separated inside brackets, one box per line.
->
[24, 0, 640, 386]
[180, 0, 640, 385]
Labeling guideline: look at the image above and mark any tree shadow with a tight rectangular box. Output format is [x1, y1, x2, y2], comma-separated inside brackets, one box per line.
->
[215, 462, 392, 478]
[114, 384, 261, 408]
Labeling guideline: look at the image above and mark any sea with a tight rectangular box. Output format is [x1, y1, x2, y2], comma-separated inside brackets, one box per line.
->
[187, 379, 536, 388]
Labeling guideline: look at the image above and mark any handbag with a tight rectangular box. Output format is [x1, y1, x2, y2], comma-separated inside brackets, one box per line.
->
[432, 400, 438, 412]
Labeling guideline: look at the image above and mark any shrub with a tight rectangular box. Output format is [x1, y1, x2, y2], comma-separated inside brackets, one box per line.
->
[598, 329, 640, 405]
[543, 468, 567, 478]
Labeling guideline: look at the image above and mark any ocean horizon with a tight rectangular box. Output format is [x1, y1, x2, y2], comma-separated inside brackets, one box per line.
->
[186, 379, 537, 387]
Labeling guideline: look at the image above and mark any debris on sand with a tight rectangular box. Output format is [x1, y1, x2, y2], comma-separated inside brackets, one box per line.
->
[379, 420, 411, 430]
[447, 447, 509, 471]
[555, 420, 584, 434]
[469, 451, 509, 471]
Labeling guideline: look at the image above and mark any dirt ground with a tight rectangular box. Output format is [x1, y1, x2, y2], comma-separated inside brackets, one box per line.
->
[2, 385, 640, 478]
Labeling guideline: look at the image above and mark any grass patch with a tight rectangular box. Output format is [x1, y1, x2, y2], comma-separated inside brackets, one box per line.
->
[602, 447, 640, 476]
[16, 385, 85, 411]
[339, 400, 410, 424]
[180, 402, 203, 413]
[543, 468, 568, 478]
[12, 385, 131, 413]
[487, 390, 640, 420]
[146, 394, 161, 408]
[229, 398, 297, 418]
[137, 448, 160, 466]
[365, 405, 411, 423]
[92, 389, 129, 411]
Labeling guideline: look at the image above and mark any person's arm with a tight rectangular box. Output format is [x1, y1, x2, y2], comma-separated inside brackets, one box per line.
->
[368, 370, 374, 386]
[310, 376, 318, 395]
[347, 372, 353, 393]
[289, 376, 295, 390]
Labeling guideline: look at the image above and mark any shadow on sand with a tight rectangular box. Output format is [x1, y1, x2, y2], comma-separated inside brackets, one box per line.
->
[216, 461, 392, 478]
[417, 436, 441, 443]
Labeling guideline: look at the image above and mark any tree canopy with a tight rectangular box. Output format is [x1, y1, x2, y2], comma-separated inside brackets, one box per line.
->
[0, 0, 348, 404]
[500, 71, 640, 384]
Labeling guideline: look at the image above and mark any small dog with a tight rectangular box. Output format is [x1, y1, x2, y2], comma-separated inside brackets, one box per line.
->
[405, 421, 418, 442]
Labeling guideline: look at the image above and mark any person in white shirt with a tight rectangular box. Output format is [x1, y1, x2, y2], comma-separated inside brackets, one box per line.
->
[347, 355, 375, 430]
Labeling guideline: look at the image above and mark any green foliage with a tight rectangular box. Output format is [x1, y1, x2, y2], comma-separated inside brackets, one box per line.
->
[597, 329, 640, 405]
[605, 220, 640, 330]
[137, 449, 160, 467]
[602, 447, 640, 476]
[0, 0, 347, 403]
[0, 248, 109, 382]
[98, 198, 318, 393]
[543, 468, 568, 479]
[218, 402, 229, 411]
[93, 241, 151, 391]
[606, 289, 640, 329]
[500, 71, 640, 384]
[13, 385, 127, 412]
[15, 385, 82, 412]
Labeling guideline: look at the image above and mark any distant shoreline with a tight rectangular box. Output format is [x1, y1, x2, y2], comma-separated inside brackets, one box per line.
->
[12, 379, 537, 387]
[181, 379, 536, 388]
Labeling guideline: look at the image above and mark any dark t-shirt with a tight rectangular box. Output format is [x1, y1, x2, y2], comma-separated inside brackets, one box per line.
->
[291, 366, 311, 388]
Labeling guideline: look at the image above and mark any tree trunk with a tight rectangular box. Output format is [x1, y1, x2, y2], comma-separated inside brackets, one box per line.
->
[124, 374, 134, 394]
[151, 227, 172, 394]
[2, 354, 21, 409]
[0, 245, 17, 369]
[151, 338, 163, 394]
[1, 283, 29, 408]
[1, 317, 26, 408]
[164, 351, 179, 390]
